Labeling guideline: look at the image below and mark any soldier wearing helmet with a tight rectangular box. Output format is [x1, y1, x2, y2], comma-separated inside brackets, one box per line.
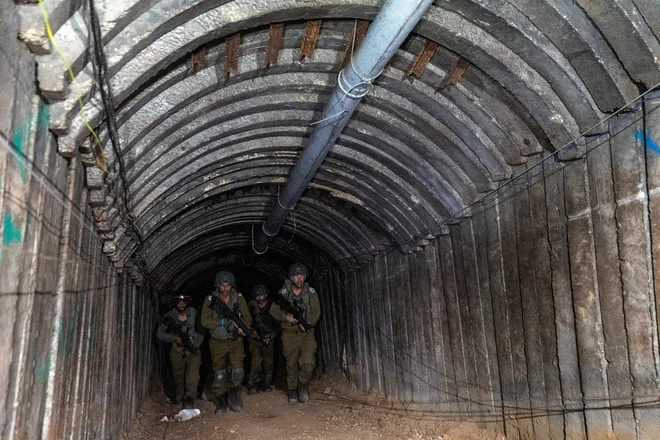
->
[201, 271, 251, 415]
[270, 263, 321, 403]
[247, 284, 278, 395]
[157, 294, 203, 409]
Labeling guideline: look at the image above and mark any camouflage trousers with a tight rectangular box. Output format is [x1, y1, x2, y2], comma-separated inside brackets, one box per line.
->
[169, 348, 200, 401]
[248, 339, 275, 386]
[209, 338, 245, 397]
[281, 328, 317, 390]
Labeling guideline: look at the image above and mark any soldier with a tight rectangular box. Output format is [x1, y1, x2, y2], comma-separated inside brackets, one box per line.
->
[157, 295, 204, 409]
[247, 285, 278, 395]
[201, 271, 251, 415]
[270, 263, 321, 403]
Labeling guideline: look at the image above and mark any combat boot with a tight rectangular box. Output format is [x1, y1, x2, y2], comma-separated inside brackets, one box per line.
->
[248, 384, 259, 395]
[287, 389, 298, 404]
[297, 383, 309, 403]
[182, 396, 194, 409]
[227, 387, 243, 412]
[215, 394, 227, 415]
[260, 380, 272, 392]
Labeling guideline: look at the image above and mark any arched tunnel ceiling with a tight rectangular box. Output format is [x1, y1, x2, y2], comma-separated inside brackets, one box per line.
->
[20, 0, 660, 291]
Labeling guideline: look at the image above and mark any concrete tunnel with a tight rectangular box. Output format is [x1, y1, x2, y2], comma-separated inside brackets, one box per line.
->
[2, 0, 660, 438]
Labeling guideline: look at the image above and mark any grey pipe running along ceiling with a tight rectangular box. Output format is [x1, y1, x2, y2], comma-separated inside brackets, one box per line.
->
[17, 0, 660, 291]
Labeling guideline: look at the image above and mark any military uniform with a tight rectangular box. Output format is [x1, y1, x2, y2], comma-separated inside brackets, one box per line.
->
[157, 306, 204, 406]
[247, 291, 278, 393]
[201, 273, 251, 414]
[270, 275, 321, 401]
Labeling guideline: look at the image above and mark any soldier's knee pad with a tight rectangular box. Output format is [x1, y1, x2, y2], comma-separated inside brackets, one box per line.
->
[231, 367, 245, 385]
[213, 369, 227, 387]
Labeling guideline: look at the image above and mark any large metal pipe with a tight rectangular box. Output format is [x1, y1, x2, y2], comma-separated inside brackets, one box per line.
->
[253, 0, 434, 253]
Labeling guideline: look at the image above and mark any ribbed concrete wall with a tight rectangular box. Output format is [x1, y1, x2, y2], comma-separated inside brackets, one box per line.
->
[0, 4, 156, 438]
[340, 99, 660, 440]
[3, 1, 660, 439]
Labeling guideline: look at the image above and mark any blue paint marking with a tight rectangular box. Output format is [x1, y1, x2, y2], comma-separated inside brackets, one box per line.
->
[3, 214, 22, 244]
[635, 130, 660, 155]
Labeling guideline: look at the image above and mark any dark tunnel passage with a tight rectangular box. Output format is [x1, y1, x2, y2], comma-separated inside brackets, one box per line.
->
[2, 0, 660, 438]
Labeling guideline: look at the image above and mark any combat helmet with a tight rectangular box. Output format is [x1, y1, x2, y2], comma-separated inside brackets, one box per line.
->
[215, 270, 235, 286]
[288, 263, 308, 276]
[252, 284, 269, 299]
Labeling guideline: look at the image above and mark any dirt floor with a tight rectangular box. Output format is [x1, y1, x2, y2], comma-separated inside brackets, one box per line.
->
[125, 375, 504, 440]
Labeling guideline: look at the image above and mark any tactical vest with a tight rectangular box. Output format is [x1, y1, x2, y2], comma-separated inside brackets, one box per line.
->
[165, 309, 194, 352]
[209, 289, 241, 340]
[279, 280, 314, 323]
[249, 300, 276, 339]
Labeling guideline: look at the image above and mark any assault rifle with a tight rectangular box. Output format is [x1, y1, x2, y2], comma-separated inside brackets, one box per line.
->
[163, 316, 198, 355]
[250, 310, 274, 348]
[251, 325, 272, 348]
[210, 295, 253, 338]
[274, 294, 311, 331]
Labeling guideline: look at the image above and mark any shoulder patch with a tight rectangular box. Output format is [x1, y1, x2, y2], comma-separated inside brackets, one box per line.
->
[238, 292, 243, 297]
[280, 289, 286, 295]
[309, 288, 316, 293]
[208, 295, 212, 302]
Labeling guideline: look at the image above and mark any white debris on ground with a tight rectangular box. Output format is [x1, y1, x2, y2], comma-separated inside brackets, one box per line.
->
[161, 409, 201, 422]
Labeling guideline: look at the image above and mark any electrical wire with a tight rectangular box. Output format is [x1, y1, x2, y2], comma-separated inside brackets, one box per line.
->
[86, 0, 154, 290]
[312, 266, 660, 420]
[309, 19, 382, 127]
[35, 2, 164, 409]
[331, 85, 660, 264]
[36, 0, 107, 172]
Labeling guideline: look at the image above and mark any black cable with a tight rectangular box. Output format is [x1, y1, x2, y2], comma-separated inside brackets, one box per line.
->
[331, 90, 660, 266]
[86, 2, 167, 426]
[87, 0, 154, 291]
[316, 266, 660, 417]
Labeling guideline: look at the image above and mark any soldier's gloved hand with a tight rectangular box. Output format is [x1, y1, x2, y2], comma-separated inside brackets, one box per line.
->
[173, 336, 183, 346]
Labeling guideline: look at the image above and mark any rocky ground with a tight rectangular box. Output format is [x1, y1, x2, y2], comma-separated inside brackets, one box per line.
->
[125, 376, 504, 440]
